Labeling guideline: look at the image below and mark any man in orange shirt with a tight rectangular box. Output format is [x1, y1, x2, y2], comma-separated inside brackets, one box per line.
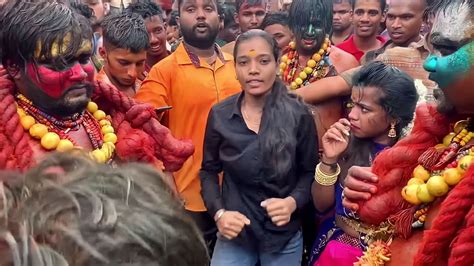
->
[135, 0, 241, 251]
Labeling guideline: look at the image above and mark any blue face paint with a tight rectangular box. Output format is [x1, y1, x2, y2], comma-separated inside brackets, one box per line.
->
[424, 41, 474, 89]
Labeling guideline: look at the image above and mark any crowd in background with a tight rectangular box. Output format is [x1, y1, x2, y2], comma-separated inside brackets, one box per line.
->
[0, 0, 473, 265]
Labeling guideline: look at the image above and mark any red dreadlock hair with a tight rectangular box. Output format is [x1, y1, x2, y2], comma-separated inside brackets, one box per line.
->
[357, 103, 474, 265]
[0, 76, 194, 172]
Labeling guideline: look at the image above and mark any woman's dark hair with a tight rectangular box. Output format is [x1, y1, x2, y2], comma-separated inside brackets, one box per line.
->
[233, 29, 309, 181]
[340, 61, 418, 181]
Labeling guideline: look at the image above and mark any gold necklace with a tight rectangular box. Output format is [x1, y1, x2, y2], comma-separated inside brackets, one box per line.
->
[241, 105, 262, 126]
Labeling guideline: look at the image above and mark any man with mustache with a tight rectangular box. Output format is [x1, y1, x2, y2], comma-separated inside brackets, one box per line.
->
[135, 0, 241, 253]
[0, 1, 193, 177]
[341, 0, 474, 265]
[221, 0, 268, 54]
[337, 0, 386, 62]
[97, 12, 149, 97]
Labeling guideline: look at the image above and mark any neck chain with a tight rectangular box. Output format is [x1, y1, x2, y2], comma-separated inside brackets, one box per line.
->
[16, 94, 84, 131]
[16, 94, 117, 163]
[241, 101, 262, 127]
[280, 37, 331, 90]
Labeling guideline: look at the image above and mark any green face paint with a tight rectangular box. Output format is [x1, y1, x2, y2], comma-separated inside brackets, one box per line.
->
[424, 41, 474, 89]
[307, 23, 315, 36]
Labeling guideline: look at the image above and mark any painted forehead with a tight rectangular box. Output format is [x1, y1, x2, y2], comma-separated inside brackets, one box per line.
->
[34, 34, 92, 61]
[430, 1, 474, 42]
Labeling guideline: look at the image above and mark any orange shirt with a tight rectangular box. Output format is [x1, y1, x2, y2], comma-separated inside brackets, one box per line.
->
[135, 43, 241, 212]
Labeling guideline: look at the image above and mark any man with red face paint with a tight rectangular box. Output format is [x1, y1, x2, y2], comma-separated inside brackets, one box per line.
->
[0, 1, 193, 179]
[221, 0, 268, 54]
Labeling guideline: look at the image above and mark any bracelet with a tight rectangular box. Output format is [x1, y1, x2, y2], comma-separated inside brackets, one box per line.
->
[314, 162, 340, 186]
[214, 209, 226, 222]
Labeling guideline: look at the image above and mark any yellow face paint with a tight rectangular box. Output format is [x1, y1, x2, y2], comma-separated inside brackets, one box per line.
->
[34, 34, 92, 60]
[247, 49, 257, 58]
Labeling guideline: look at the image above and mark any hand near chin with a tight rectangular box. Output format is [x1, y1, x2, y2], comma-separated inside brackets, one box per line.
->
[342, 166, 378, 211]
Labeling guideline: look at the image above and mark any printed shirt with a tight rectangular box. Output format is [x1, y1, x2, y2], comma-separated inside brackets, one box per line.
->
[135, 42, 241, 212]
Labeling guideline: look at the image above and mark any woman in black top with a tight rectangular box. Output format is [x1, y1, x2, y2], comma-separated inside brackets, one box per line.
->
[200, 29, 318, 266]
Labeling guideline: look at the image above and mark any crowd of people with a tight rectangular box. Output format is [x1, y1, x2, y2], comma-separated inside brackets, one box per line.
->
[0, 0, 473, 265]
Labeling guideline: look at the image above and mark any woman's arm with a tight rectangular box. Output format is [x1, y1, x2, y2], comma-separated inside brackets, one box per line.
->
[312, 119, 351, 212]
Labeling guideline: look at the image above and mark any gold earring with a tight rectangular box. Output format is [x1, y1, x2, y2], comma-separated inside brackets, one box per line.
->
[388, 122, 397, 138]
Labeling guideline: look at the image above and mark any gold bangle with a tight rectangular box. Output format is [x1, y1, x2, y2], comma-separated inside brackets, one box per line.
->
[314, 162, 340, 186]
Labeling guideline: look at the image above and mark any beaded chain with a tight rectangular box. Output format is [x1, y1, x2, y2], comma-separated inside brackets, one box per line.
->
[279, 37, 331, 90]
[16, 94, 117, 163]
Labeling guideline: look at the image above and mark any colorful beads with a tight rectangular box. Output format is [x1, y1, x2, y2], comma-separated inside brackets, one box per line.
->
[17, 95, 117, 164]
[404, 120, 474, 222]
[280, 37, 331, 90]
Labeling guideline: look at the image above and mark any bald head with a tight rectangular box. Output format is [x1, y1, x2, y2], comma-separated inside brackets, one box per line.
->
[385, 0, 426, 46]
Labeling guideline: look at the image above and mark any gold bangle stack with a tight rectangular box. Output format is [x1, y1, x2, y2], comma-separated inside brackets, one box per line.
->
[315, 162, 340, 186]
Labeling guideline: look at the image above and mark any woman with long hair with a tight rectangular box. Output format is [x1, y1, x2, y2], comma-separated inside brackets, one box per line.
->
[199, 29, 318, 266]
[309, 61, 419, 265]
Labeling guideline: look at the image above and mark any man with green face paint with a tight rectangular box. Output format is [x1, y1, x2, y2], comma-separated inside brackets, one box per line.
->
[424, 42, 474, 93]
[282, 0, 359, 263]
[282, 0, 358, 148]
[336, 0, 474, 265]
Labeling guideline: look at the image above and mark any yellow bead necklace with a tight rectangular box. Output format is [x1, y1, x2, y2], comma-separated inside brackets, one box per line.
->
[16, 95, 117, 163]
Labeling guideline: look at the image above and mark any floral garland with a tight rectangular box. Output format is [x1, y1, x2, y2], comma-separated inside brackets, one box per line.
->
[16, 94, 117, 163]
[279, 37, 331, 90]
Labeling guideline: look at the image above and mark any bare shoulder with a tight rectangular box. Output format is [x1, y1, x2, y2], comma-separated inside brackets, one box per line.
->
[329, 46, 360, 73]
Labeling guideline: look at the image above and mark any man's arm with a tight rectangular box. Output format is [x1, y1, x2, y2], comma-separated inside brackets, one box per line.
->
[294, 67, 360, 104]
[135, 66, 170, 109]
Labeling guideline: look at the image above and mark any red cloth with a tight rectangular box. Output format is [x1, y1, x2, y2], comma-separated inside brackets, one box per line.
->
[160, 0, 172, 11]
[336, 35, 386, 62]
